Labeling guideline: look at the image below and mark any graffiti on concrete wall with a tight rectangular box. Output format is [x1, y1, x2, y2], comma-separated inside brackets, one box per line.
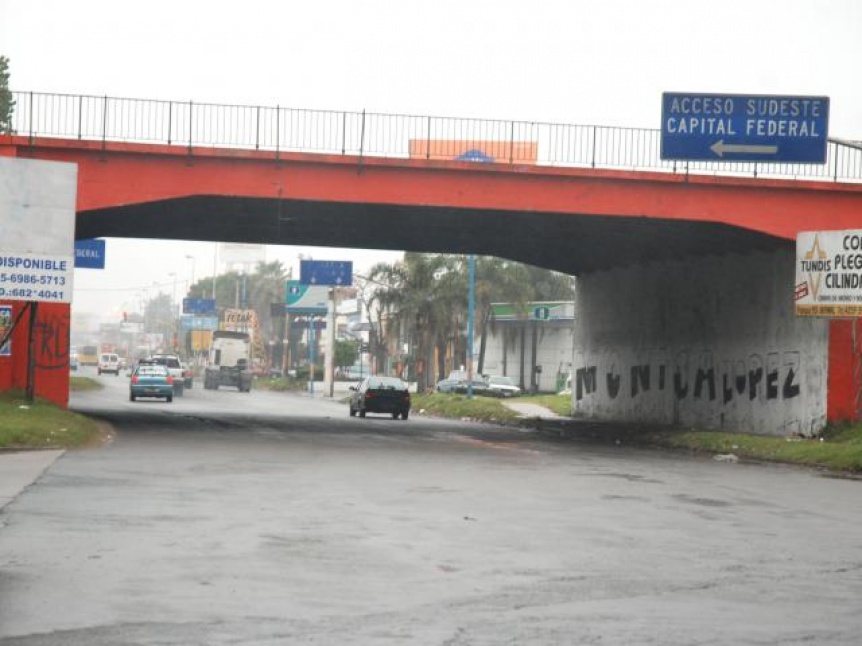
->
[575, 350, 801, 405]
[34, 308, 71, 370]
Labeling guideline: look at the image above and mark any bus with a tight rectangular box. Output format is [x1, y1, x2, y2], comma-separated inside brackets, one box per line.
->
[79, 345, 99, 367]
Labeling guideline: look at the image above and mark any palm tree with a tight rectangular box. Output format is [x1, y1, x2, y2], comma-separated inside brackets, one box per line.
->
[369, 253, 465, 392]
[474, 257, 531, 375]
[248, 260, 289, 339]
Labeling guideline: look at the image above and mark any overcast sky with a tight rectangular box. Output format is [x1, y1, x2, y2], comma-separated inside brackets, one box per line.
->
[2, 0, 860, 320]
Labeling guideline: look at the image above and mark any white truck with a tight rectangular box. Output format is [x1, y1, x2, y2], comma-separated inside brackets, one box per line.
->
[203, 330, 253, 392]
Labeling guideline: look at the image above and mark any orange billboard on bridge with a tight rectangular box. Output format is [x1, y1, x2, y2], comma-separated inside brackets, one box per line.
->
[409, 140, 537, 164]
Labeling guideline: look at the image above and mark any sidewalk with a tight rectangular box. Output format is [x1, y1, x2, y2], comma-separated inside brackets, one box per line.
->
[0, 450, 64, 511]
[501, 401, 565, 420]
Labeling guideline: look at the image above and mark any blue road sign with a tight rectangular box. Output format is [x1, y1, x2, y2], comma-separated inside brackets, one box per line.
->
[180, 315, 219, 331]
[182, 298, 216, 315]
[661, 93, 829, 163]
[74, 239, 106, 269]
[300, 260, 353, 286]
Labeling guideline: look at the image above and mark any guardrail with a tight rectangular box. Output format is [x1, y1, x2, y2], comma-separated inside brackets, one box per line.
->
[8, 91, 862, 183]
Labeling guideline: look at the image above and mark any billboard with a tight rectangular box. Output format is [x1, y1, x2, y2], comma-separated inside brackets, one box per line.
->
[796, 230, 862, 317]
[285, 280, 329, 315]
[0, 158, 77, 303]
[409, 139, 537, 164]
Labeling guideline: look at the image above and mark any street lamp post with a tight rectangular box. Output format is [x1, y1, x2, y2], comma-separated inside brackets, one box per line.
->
[168, 272, 178, 350]
[212, 243, 219, 301]
[185, 254, 196, 295]
[467, 254, 476, 398]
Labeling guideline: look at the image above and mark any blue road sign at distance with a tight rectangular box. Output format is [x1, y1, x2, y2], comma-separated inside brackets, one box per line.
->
[661, 93, 829, 163]
[183, 298, 216, 315]
[74, 238, 106, 269]
[299, 260, 353, 286]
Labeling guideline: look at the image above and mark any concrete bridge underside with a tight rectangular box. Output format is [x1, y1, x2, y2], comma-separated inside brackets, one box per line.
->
[79, 195, 790, 276]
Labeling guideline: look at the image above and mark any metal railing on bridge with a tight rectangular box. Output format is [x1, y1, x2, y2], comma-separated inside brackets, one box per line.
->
[8, 91, 862, 183]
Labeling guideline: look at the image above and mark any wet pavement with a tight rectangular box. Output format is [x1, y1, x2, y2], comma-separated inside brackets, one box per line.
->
[1, 378, 861, 644]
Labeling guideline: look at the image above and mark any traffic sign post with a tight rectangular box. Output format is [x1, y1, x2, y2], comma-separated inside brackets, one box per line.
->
[661, 93, 829, 163]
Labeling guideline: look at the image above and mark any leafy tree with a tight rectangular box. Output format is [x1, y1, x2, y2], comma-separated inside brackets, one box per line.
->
[143, 292, 176, 349]
[474, 257, 532, 375]
[247, 260, 289, 343]
[0, 56, 14, 134]
[335, 339, 359, 369]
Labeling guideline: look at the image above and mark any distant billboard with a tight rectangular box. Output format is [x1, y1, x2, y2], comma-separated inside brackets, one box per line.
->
[285, 280, 328, 315]
[220, 243, 265, 272]
[796, 230, 862, 317]
[409, 139, 538, 164]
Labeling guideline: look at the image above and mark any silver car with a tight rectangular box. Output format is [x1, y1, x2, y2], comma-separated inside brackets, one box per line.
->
[485, 375, 522, 397]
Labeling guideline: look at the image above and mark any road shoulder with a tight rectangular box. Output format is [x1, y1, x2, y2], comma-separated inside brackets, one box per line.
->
[0, 450, 64, 511]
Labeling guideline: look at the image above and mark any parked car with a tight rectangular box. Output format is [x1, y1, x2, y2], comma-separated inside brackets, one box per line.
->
[146, 354, 185, 396]
[97, 352, 121, 376]
[436, 377, 462, 393]
[341, 364, 372, 381]
[349, 376, 411, 420]
[129, 363, 174, 402]
[453, 378, 492, 397]
[485, 375, 522, 397]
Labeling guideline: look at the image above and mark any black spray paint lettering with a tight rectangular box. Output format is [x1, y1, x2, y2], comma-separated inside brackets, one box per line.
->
[576, 366, 597, 400]
[576, 350, 802, 404]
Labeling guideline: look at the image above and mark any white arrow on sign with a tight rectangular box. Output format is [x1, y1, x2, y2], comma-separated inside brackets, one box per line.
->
[710, 140, 779, 158]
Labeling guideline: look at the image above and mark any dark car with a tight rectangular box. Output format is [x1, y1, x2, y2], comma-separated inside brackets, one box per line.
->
[349, 376, 411, 420]
[130, 363, 174, 402]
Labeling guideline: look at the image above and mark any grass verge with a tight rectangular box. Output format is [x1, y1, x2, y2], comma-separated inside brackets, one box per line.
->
[70, 375, 103, 392]
[522, 393, 572, 416]
[418, 390, 862, 474]
[252, 376, 307, 392]
[412, 392, 521, 423]
[0, 390, 105, 450]
[641, 424, 862, 474]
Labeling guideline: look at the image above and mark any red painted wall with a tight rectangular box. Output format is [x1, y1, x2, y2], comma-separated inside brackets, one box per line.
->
[827, 319, 862, 424]
[0, 301, 71, 407]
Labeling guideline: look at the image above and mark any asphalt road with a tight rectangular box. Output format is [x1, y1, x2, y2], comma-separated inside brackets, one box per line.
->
[1, 371, 861, 645]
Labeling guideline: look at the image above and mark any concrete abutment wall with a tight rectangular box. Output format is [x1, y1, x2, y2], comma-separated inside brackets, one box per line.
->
[571, 250, 832, 436]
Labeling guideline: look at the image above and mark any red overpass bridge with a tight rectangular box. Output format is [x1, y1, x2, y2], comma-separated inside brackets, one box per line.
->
[3, 92, 862, 415]
[2, 91, 862, 277]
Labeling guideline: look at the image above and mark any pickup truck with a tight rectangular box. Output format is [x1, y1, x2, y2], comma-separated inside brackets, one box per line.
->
[146, 354, 186, 396]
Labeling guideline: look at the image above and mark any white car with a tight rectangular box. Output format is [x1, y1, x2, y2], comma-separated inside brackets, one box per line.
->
[97, 352, 121, 376]
[485, 375, 521, 397]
